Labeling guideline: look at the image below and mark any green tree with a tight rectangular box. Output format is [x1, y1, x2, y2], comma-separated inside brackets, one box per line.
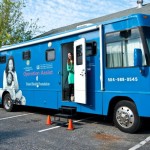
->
[0, 0, 42, 47]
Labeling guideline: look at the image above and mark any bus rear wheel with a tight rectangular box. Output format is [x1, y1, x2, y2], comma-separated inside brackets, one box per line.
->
[3, 93, 14, 112]
[113, 100, 141, 133]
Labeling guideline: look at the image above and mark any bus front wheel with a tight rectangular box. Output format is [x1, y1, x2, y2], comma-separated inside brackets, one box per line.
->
[3, 93, 14, 112]
[113, 100, 141, 133]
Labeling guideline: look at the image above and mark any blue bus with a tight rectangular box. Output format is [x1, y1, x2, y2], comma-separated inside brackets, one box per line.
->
[0, 14, 150, 133]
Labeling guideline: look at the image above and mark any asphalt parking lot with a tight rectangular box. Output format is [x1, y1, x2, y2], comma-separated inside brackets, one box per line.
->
[0, 105, 150, 150]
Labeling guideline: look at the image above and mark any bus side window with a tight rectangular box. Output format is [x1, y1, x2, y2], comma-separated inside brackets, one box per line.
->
[106, 28, 146, 68]
[86, 41, 97, 56]
[23, 51, 31, 60]
[46, 49, 55, 61]
[0, 56, 6, 64]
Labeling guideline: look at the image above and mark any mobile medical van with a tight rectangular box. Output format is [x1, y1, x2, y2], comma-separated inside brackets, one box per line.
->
[0, 14, 150, 133]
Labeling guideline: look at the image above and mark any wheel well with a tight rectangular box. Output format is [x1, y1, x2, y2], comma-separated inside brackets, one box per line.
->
[108, 96, 134, 119]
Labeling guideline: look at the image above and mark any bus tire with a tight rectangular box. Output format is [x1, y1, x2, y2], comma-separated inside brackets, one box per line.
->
[113, 100, 141, 133]
[3, 93, 14, 112]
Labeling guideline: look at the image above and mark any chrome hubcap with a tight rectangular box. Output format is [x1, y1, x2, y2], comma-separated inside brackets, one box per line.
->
[116, 106, 134, 128]
[4, 97, 12, 110]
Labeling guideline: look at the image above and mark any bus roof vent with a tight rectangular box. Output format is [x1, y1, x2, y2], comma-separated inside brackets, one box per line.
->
[76, 23, 94, 28]
[137, 0, 143, 8]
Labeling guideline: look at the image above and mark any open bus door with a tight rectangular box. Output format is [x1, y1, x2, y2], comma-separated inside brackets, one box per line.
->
[74, 38, 87, 104]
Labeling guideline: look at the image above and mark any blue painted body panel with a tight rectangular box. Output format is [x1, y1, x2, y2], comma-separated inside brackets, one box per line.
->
[0, 14, 150, 117]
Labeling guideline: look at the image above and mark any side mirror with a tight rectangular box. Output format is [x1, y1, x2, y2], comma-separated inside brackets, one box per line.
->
[134, 48, 142, 67]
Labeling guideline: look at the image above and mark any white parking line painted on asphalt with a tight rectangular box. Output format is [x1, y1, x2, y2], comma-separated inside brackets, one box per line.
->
[73, 116, 97, 123]
[129, 136, 150, 150]
[0, 113, 33, 121]
[38, 116, 97, 133]
[38, 126, 61, 132]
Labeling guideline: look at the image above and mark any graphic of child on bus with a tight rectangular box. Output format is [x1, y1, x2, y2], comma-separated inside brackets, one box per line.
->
[3, 56, 26, 105]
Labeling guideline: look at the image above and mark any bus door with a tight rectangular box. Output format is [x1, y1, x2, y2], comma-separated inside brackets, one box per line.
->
[74, 38, 87, 104]
[104, 28, 147, 92]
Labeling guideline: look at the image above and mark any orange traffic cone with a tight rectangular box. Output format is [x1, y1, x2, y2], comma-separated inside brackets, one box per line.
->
[67, 119, 74, 130]
[46, 115, 52, 125]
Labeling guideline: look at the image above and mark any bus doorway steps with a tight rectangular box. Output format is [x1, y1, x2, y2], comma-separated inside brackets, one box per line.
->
[53, 106, 77, 125]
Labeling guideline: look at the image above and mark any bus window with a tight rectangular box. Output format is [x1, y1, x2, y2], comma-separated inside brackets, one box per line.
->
[46, 49, 55, 61]
[143, 27, 150, 55]
[0, 56, 6, 64]
[23, 51, 31, 60]
[106, 28, 146, 68]
[76, 45, 83, 65]
[86, 42, 97, 56]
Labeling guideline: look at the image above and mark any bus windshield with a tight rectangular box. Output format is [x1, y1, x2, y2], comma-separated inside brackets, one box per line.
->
[143, 27, 150, 55]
